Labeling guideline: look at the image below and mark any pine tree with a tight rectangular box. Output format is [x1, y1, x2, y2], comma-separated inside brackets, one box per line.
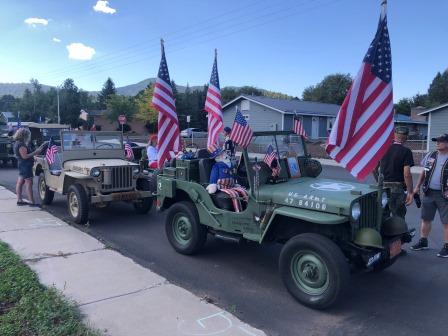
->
[98, 77, 117, 109]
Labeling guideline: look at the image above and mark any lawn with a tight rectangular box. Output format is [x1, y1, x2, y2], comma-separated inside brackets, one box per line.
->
[0, 241, 102, 336]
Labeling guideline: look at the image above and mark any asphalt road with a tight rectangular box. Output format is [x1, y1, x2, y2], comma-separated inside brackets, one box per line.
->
[0, 165, 447, 336]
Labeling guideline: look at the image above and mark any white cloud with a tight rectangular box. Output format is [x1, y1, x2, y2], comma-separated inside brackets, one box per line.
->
[66, 43, 96, 61]
[52, 37, 61, 43]
[93, 1, 116, 14]
[24, 17, 49, 27]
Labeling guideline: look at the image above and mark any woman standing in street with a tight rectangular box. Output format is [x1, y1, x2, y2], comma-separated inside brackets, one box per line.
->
[13, 128, 45, 206]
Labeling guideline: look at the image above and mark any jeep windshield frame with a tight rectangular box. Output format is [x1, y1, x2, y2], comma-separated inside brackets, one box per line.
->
[241, 131, 308, 198]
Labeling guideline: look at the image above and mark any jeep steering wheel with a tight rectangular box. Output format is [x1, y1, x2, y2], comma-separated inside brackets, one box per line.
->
[96, 143, 114, 149]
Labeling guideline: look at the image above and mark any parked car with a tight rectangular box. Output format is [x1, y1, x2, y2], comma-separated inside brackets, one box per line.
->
[157, 130, 414, 309]
[33, 131, 154, 224]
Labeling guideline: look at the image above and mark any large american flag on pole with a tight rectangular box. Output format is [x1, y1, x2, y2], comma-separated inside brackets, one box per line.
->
[205, 49, 223, 152]
[151, 40, 180, 169]
[230, 107, 253, 149]
[326, 1, 394, 181]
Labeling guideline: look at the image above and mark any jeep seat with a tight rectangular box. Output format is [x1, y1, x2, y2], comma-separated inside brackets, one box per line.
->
[198, 158, 243, 211]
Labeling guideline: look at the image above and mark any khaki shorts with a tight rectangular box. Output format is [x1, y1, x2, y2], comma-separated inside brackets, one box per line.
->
[421, 190, 448, 224]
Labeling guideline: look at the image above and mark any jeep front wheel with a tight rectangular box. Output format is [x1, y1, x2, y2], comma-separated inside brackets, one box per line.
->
[165, 201, 207, 255]
[279, 233, 349, 309]
[38, 173, 54, 205]
[67, 184, 89, 224]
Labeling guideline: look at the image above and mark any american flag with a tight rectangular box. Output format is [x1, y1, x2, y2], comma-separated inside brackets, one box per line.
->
[151, 40, 180, 169]
[264, 144, 280, 177]
[230, 107, 253, 149]
[293, 117, 308, 139]
[205, 50, 223, 152]
[124, 141, 134, 160]
[326, 2, 394, 181]
[45, 138, 58, 165]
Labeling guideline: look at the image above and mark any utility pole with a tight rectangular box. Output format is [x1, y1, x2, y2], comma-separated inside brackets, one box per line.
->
[57, 87, 60, 124]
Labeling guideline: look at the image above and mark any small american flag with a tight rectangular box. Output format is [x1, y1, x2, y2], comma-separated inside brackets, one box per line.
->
[45, 138, 58, 165]
[205, 50, 223, 152]
[264, 144, 280, 177]
[230, 107, 253, 149]
[326, 1, 394, 181]
[124, 141, 134, 160]
[293, 117, 308, 139]
[17, 118, 22, 128]
[151, 40, 180, 169]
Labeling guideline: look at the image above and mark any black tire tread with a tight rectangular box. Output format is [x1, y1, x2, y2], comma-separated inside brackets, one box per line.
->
[38, 173, 55, 205]
[67, 184, 89, 224]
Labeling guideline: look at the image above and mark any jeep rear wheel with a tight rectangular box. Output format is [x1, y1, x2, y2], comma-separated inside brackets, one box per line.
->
[134, 198, 153, 214]
[165, 201, 207, 255]
[38, 173, 54, 205]
[279, 233, 349, 309]
[67, 184, 89, 224]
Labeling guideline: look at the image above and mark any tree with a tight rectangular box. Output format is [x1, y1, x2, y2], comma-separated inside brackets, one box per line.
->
[427, 70, 448, 106]
[0, 95, 18, 112]
[59, 78, 81, 127]
[135, 84, 158, 133]
[98, 77, 116, 109]
[394, 98, 412, 116]
[302, 73, 352, 105]
[106, 95, 137, 125]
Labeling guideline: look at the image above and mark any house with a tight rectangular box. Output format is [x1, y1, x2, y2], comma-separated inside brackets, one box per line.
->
[0, 112, 17, 124]
[221, 95, 340, 139]
[394, 108, 428, 140]
[87, 109, 147, 134]
[418, 102, 448, 151]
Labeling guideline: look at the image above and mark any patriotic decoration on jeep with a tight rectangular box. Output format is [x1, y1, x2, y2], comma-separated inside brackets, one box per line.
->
[151, 40, 180, 169]
[264, 144, 281, 177]
[326, 1, 394, 181]
[205, 49, 223, 152]
[230, 107, 252, 149]
[45, 138, 58, 165]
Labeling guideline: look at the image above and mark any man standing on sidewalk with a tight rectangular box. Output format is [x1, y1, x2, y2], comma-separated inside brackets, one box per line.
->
[411, 134, 448, 258]
[374, 126, 414, 218]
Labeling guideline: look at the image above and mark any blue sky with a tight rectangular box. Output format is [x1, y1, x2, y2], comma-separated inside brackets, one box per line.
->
[0, 0, 447, 100]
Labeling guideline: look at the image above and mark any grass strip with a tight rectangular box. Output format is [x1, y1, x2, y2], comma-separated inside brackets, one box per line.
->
[0, 241, 102, 336]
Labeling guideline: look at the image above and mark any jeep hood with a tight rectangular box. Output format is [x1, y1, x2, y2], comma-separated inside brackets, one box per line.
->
[64, 159, 137, 175]
[257, 177, 379, 216]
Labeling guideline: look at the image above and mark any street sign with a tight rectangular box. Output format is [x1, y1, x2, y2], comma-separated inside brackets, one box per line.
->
[118, 115, 126, 125]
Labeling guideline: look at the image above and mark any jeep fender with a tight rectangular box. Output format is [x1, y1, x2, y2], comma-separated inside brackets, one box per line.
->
[62, 171, 93, 194]
[261, 206, 347, 242]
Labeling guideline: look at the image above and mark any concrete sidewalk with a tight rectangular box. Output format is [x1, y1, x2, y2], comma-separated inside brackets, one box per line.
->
[0, 186, 265, 336]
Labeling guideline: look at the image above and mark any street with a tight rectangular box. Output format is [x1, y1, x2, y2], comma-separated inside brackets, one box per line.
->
[0, 165, 446, 336]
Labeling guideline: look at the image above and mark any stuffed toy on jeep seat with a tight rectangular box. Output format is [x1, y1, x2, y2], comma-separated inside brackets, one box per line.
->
[206, 147, 248, 212]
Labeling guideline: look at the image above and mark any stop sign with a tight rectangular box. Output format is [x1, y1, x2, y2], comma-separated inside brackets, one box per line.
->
[118, 115, 126, 125]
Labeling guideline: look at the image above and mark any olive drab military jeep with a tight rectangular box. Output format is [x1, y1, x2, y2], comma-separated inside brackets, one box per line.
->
[33, 131, 154, 224]
[157, 131, 414, 309]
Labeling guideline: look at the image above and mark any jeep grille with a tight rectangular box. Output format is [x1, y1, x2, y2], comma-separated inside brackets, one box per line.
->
[0, 143, 7, 153]
[357, 192, 378, 229]
[101, 166, 133, 191]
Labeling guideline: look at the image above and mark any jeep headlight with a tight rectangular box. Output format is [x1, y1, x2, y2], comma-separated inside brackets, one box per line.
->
[133, 167, 140, 175]
[351, 202, 361, 221]
[90, 168, 101, 177]
[381, 191, 388, 208]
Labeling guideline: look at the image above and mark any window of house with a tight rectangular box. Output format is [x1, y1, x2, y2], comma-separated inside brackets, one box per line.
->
[327, 118, 335, 131]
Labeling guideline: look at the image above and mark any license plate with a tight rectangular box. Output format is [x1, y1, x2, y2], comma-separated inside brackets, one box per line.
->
[389, 240, 402, 258]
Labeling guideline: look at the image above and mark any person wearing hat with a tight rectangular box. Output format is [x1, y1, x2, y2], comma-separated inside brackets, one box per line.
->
[411, 133, 448, 258]
[374, 126, 415, 219]
[223, 126, 235, 158]
[147, 134, 158, 169]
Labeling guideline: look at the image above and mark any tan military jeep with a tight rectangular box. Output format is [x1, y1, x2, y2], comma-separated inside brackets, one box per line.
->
[33, 131, 153, 224]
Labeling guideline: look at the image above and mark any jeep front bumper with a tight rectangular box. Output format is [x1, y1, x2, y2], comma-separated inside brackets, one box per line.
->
[91, 190, 152, 203]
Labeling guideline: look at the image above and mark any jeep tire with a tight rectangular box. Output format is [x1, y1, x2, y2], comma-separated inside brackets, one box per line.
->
[67, 184, 89, 224]
[279, 233, 349, 309]
[165, 201, 207, 255]
[134, 198, 153, 214]
[38, 173, 54, 205]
